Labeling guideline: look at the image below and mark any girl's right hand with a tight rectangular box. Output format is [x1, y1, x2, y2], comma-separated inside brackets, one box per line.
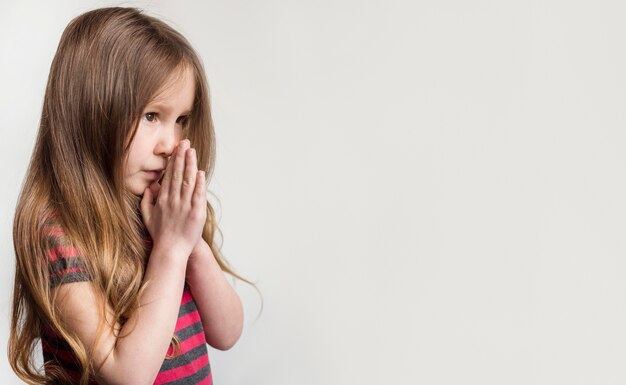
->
[140, 139, 207, 260]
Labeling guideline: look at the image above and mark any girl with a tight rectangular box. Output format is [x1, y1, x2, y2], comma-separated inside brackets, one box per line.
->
[9, 7, 253, 385]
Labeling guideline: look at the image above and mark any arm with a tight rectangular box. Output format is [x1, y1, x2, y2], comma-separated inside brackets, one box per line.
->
[53, 247, 188, 385]
[52, 141, 206, 384]
[186, 239, 244, 350]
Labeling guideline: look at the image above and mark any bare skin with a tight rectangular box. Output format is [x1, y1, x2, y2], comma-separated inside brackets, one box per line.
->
[53, 140, 208, 385]
[53, 64, 243, 383]
[146, 182, 244, 351]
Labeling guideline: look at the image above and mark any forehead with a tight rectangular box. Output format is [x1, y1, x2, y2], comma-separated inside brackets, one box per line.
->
[148, 65, 196, 110]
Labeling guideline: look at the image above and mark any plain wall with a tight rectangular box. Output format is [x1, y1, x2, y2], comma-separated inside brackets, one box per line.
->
[2, 1, 626, 384]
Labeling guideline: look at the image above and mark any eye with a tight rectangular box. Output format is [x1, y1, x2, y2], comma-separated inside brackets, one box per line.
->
[143, 112, 157, 122]
[176, 115, 189, 125]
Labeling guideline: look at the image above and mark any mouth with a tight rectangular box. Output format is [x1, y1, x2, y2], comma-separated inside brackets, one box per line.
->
[143, 169, 164, 180]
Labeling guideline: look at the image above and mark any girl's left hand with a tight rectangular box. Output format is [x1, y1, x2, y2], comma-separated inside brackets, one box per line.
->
[146, 180, 209, 263]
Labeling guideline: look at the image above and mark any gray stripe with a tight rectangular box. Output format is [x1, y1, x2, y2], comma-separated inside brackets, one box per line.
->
[48, 257, 88, 274]
[48, 257, 91, 288]
[45, 234, 78, 251]
[176, 321, 204, 341]
[178, 298, 198, 318]
[50, 272, 92, 288]
[159, 343, 209, 372]
[158, 321, 207, 371]
[46, 235, 64, 248]
[161, 363, 211, 385]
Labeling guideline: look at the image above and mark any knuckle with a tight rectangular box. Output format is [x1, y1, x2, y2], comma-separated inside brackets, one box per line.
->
[156, 201, 167, 211]
[188, 209, 203, 221]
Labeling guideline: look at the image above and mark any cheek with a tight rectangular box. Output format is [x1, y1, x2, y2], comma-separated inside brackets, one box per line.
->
[124, 130, 150, 169]
[122, 158, 132, 178]
[123, 143, 143, 176]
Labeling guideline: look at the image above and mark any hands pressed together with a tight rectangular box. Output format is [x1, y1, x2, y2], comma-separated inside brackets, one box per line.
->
[140, 139, 207, 260]
[139, 141, 242, 352]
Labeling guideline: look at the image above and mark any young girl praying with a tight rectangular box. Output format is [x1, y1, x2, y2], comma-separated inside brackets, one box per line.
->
[9, 7, 252, 385]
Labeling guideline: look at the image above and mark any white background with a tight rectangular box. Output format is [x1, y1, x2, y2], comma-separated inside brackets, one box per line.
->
[2, 1, 626, 384]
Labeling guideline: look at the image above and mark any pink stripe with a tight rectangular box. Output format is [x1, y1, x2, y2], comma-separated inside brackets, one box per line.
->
[42, 340, 78, 365]
[48, 246, 82, 261]
[43, 226, 64, 237]
[54, 245, 81, 258]
[179, 331, 207, 351]
[42, 326, 60, 339]
[166, 330, 207, 356]
[154, 353, 209, 384]
[181, 289, 193, 305]
[175, 312, 200, 332]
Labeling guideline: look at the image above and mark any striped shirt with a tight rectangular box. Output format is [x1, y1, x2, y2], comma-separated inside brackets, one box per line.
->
[41, 218, 212, 384]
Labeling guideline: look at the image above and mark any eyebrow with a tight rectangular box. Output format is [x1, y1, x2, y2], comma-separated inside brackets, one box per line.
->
[146, 103, 193, 115]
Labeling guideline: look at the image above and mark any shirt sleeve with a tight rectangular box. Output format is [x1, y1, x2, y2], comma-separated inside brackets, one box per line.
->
[43, 218, 92, 288]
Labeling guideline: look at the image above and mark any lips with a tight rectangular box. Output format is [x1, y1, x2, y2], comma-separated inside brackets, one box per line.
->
[143, 169, 164, 180]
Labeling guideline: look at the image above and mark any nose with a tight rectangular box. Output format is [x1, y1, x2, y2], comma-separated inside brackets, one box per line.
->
[154, 126, 180, 158]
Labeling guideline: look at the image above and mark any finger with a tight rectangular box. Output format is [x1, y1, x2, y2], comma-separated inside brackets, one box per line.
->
[181, 148, 197, 202]
[192, 170, 206, 210]
[169, 139, 189, 198]
[149, 181, 161, 204]
[159, 144, 178, 199]
[140, 187, 153, 223]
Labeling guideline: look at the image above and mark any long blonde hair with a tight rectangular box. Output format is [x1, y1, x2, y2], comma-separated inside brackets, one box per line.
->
[9, 7, 257, 384]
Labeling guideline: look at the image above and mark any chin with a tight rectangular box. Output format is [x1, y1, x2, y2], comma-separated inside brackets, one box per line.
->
[124, 181, 147, 197]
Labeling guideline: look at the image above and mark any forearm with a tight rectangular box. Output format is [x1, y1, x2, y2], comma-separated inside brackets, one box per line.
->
[101, 247, 188, 384]
[95, 139, 207, 384]
[186, 240, 243, 350]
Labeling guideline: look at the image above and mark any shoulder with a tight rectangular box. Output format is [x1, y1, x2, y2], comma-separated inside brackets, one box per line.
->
[42, 214, 78, 258]
[42, 213, 92, 288]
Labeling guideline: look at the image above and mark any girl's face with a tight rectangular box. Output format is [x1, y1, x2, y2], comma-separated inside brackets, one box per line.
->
[124, 67, 196, 196]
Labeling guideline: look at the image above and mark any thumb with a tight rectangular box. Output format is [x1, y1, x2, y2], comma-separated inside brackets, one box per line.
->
[140, 186, 153, 223]
[149, 181, 161, 200]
